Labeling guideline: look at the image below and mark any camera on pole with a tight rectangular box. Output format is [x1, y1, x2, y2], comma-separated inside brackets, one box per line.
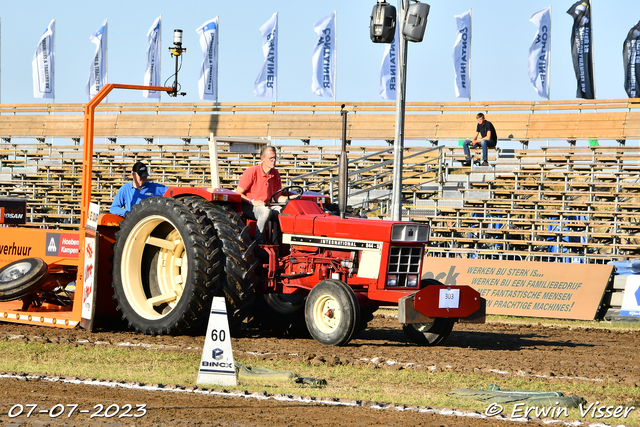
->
[370, 0, 396, 43]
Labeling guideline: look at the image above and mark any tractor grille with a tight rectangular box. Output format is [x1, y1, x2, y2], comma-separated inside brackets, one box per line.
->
[387, 246, 423, 287]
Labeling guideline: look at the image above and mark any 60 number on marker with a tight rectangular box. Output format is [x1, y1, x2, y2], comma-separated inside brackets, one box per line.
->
[211, 329, 226, 341]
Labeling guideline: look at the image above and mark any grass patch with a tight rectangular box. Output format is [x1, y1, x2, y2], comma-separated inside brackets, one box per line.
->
[0, 341, 638, 425]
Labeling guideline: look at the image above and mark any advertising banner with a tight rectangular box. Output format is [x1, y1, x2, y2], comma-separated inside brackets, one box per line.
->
[422, 258, 612, 320]
[86, 20, 108, 100]
[311, 12, 336, 98]
[528, 7, 551, 99]
[452, 10, 471, 99]
[254, 13, 278, 98]
[32, 19, 55, 99]
[379, 14, 399, 100]
[196, 17, 219, 101]
[143, 16, 161, 99]
[623, 20, 640, 98]
[567, 1, 595, 99]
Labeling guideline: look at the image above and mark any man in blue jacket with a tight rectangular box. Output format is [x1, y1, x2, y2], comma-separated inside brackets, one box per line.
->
[110, 161, 168, 217]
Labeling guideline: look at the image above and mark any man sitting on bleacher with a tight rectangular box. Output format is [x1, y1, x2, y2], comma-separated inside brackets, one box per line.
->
[110, 161, 168, 217]
[462, 113, 498, 167]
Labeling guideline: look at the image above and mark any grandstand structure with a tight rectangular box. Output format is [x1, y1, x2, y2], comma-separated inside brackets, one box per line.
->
[2, 98, 640, 264]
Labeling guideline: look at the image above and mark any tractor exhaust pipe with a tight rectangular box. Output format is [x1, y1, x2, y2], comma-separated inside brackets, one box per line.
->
[339, 105, 348, 219]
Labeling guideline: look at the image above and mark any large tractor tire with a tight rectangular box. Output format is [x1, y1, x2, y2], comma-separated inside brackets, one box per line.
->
[0, 258, 48, 302]
[402, 279, 455, 346]
[305, 279, 360, 346]
[182, 199, 258, 333]
[111, 197, 218, 335]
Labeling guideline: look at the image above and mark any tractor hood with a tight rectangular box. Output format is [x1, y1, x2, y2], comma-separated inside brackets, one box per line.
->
[280, 200, 429, 243]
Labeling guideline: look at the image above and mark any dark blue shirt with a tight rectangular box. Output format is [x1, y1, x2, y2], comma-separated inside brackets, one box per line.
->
[476, 120, 498, 142]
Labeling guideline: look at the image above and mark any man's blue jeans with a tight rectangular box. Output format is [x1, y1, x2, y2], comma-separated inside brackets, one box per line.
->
[463, 139, 496, 163]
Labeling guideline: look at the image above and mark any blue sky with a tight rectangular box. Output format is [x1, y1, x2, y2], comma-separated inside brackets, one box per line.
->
[0, 1, 638, 105]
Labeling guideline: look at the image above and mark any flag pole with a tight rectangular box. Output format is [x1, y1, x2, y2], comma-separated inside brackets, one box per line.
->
[334, 11, 337, 147]
[334, 10, 337, 104]
[468, 8, 472, 102]
[159, 15, 162, 104]
[590, 0, 596, 99]
[547, 7, 551, 101]
[275, 12, 278, 104]
[216, 16, 219, 104]
[105, 20, 109, 104]
[0, 17, 2, 105]
[53, 19, 56, 105]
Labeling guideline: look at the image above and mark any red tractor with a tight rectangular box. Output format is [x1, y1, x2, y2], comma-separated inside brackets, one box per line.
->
[0, 83, 485, 347]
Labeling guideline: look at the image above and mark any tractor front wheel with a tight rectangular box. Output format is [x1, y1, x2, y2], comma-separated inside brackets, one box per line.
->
[401, 278, 455, 346]
[402, 319, 454, 346]
[305, 279, 360, 346]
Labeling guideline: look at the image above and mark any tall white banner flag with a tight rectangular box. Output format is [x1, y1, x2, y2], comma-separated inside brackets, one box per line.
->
[528, 7, 551, 99]
[144, 16, 161, 99]
[311, 12, 335, 98]
[254, 12, 278, 98]
[196, 18, 219, 101]
[32, 19, 55, 99]
[452, 10, 471, 99]
[86, 20, 108, 100]
[379, 15, 399, 100]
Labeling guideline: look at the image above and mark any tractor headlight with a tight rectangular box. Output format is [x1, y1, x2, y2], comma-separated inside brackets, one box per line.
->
[407, 274, 418, 287]
[387, 274, 397, 287]
[391, 224, 430, 242]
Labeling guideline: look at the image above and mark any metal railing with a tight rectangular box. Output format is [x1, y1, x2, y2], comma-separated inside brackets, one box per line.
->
[286, 146, 444, 215]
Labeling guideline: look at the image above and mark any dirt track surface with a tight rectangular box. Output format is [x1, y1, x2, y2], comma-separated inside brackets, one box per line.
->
[0, 315, 638, 426]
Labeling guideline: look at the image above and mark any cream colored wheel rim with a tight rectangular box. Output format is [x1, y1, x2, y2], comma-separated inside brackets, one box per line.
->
[312, 294, 341, 334]
[121, 215, 187, 320]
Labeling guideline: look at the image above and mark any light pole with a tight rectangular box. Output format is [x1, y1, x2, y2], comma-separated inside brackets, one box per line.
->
[390, 0, 409, 221]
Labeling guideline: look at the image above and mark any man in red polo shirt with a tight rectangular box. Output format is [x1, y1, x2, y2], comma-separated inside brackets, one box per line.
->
[236, 145, 289, 244]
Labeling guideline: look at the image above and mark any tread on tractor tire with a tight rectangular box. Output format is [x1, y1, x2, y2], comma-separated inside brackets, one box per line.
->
[182, 199, 258, 333]
[305, 279, 360, 346]
[248, 293, 309, 338]
[402, 278, 455, 346]
[358, 305, 379, 332]
[111, 197, 217, 335]
[0, 258, 48, 302]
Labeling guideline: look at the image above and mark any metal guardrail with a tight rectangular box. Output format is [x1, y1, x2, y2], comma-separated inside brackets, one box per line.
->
[286, 146, 444, 215]
[425, 249, 619, 264]
[2, 98, 640, 115]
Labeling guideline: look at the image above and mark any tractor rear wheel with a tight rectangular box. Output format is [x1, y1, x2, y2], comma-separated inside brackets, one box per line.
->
[249, 293, 308, 337]
[402, 278, 454, 346]
[111, 197, 216, 335]
[182, 199, 258, 333]
[0, 258, 48, 302]
[305, 279, 360, 346]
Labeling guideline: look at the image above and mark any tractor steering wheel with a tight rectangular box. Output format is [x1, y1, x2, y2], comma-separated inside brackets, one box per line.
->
[270, 186, 304, 205]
